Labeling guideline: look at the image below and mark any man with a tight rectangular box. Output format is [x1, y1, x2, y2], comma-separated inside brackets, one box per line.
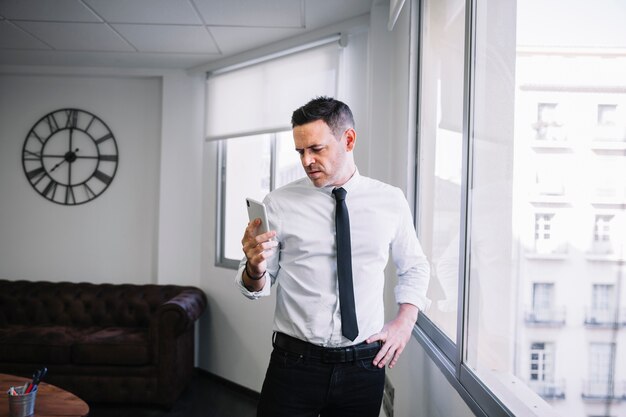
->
[236, 97, 430, 417]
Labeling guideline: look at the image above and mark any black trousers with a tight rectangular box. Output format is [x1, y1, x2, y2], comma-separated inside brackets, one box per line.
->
[257, 334, 385, 417]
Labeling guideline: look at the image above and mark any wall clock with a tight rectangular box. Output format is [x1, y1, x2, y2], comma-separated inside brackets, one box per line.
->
[22, 108, 119, 206]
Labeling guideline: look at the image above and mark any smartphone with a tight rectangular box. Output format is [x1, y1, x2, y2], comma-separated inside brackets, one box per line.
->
[246, 198, 270, 235]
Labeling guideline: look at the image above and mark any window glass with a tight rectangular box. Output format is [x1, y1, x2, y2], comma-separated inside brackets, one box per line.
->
[219, 131, 305, 265]
[208, 42, 340, 268]
[416, 0, 466, 343]
[221, 134, 271, 262]
[464, 1, 626, 416]
[585, 343, 616, 399]
[274, 131, 303, 189]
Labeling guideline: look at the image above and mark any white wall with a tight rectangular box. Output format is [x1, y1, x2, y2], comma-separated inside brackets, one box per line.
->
[0, 68, 204, 288]
[156, 72, 205, 287]
[0, 73, 162, 283]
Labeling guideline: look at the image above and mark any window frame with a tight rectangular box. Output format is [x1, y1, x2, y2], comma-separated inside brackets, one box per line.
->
[215, 131, 286, 269]
[411, 0, 560, 416]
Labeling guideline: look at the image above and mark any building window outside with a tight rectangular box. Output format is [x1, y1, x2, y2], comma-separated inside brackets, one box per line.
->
[595, 104, 624, 140]
[584, 343, 616, 399]
[592, 157, 626, 202]
[529, 342, 564, 399]
[527, 283, 564, 325]
[597, 104, 617, 127]
[530, 342, 554, 382]
[587, 284, 616, 326]
[535, 213, 555, 254]
[593, 214, 614, 254]
[534, 103, 565, 141]
[535, 167, 565, 197]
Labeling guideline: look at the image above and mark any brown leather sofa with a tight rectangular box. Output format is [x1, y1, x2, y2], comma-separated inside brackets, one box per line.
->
[0, 279, 207, 407]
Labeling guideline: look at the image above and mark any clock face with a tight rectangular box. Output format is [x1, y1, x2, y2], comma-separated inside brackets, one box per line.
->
[22, 108, 119, 205]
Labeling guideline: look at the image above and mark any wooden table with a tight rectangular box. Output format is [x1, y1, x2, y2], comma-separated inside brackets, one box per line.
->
[0, 374, 89, 417]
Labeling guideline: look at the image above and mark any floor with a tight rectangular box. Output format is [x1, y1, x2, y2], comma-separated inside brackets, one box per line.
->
[88, 371, 259, 417]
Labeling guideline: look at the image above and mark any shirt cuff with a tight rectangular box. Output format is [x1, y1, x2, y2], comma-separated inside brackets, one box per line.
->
[395, 289, 431, 312]
[234, 264, 270, 299]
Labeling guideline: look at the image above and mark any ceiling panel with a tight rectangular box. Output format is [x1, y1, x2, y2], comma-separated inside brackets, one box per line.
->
[0, 0, 101, 22]
[84, 0, 203, 25]
[194, 0, 304, 27]
[0, 20, 50, 49]
[0, 0, 372, 69]
[0, 49, 216, 68]
[209, 26, 303, 55]
[14, 21, 135, 51]
[114, 24, 219, 53]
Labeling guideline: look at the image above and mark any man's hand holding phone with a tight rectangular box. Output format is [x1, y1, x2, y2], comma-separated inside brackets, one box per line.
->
[242, 199, 277, 290]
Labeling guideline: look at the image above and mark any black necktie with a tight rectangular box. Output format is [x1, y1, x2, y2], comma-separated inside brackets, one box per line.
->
[332, 187, 358, 341]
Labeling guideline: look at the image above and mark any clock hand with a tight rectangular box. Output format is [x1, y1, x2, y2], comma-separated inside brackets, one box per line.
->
[50, 148, 80, 172]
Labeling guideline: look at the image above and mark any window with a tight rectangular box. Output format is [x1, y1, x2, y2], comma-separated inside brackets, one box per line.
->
[534, 103, 565, 141]
[218, 132, 304, 266]
[535, 214, 553, 244]
[206, 40, 341, 268]
[597, 105, 617, 127]
[529, 342, 564, 399]
[415, 0, 465, 347]
[586, 284, 616, 326]
[594, 215, 613, 243]
[530, 342, 554, 382]
[595, 104, 624, 140]
[534, 213, 562, 254]
[592, 157, 626, 202]
[413, 0, 626, 416]
[584, 343, 616, 400]
[527, 283, 564, 325]
[535, 167, 565, 197]
[592, 214, 614, 254]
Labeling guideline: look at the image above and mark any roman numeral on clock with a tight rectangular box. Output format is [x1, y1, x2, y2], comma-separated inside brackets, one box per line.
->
[46, 114, 60, 134]
[93, 170, 112, 185]
[65, 109, 78, 128]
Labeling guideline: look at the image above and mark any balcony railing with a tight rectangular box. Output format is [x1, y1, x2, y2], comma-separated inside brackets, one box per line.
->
[584, 308, 626, 327]
[581, 380, 626, 402]
[529, 380, 566, 400]
[524, 307, 566, 326]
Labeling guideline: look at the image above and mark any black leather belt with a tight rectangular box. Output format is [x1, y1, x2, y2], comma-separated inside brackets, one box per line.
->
[273, 332, 382, 364]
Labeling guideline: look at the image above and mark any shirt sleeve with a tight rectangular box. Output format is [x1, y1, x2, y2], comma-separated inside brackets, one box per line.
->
[390, 189, 432, 311]
[234, 258, 271, 300]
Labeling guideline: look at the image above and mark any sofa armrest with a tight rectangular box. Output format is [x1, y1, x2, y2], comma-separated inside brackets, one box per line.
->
[154, 289, 207, 335]
[151, 287, 207, 406]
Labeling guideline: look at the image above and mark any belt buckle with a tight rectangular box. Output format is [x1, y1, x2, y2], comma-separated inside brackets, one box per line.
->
[322, 347, 354, 364]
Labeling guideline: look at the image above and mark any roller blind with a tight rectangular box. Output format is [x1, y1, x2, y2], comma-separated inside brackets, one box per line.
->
[205, 42, 341, 141]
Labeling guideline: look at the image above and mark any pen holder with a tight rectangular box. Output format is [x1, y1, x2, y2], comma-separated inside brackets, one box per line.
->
[7, 386, 37, 417]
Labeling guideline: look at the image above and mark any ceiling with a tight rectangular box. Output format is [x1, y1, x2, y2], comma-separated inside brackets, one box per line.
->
[0, 0, 373, 69]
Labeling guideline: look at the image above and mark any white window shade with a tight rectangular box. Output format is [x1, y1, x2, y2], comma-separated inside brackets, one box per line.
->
[206, 42, 340, 141]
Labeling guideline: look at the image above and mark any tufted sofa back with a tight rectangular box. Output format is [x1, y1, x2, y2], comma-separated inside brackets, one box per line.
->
[0, 279, 198, 328]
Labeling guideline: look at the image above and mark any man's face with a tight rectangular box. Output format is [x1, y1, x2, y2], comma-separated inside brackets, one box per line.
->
[293, 119, 355, 188]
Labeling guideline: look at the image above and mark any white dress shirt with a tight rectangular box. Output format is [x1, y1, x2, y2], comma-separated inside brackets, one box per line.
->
[236, 169, 430, 347]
